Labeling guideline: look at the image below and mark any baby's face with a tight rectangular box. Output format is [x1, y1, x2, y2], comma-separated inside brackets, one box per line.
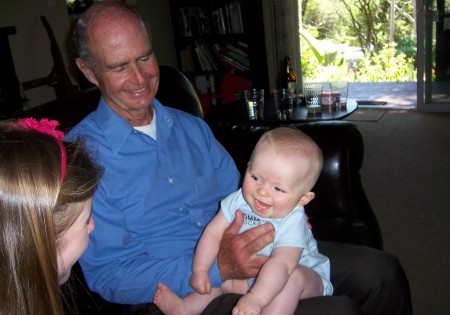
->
[56, 198, 95, 284]
[242, 147, 311, 218]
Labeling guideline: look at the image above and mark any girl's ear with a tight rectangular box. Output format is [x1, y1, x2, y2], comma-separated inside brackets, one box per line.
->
[298, 192, 315, 206]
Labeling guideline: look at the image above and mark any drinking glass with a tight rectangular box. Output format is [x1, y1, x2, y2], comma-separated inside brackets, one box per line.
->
[331, 81, 349, 108]
[273, 88, 294, 120]
[244, 89, 265, 120]
[303, 83, 323, 114]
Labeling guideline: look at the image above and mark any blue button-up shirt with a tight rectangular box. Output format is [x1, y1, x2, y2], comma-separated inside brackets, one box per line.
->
[66, 98, 240, 303]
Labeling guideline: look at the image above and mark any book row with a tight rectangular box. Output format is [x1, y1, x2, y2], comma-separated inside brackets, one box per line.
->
[176, 1, 244, 37]
[179, 40, 250, 73]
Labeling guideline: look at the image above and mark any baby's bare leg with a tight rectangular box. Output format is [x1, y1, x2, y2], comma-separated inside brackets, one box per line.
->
[221, 278, 249, 295]
[154, 283, 185, 315]
[154, 283, 223, 315]
[261, 265, 324, 315]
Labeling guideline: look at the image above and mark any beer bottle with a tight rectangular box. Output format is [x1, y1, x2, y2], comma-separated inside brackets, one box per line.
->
[282, 56, 297, 105]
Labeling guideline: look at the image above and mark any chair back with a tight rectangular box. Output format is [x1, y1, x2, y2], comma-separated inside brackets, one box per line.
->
[156, 65, 204, 118]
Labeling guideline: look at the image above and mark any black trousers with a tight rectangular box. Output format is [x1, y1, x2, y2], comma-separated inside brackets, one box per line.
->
[122, 242, 413, 315]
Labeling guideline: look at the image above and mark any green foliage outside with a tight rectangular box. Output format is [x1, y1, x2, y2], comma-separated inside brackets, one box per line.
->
[300, 29, 349, 82]
[66, 0, 96, 14]
[354, 43, 416, 81]
[300, 0, 417, 82]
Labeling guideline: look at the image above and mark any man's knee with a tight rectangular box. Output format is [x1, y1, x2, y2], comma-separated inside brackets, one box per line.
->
[295, 295, 362, 315]
[351, 247, 404, 284]
[201, 294, 363, 315]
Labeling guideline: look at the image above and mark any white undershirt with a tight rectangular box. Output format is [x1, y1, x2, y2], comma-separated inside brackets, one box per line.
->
[133, 108, 157, 140]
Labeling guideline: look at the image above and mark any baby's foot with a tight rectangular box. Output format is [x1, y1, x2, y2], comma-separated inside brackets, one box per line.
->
[154, 283, 187, 315]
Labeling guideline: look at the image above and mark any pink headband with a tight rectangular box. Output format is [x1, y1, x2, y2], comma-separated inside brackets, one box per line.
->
[17, 118, 66, 184]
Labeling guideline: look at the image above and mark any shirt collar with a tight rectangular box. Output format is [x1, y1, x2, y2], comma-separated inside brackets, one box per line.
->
[93, 98, 173, 155]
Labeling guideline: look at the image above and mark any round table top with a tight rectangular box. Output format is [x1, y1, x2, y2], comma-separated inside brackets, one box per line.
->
[206, 98, 358, 125]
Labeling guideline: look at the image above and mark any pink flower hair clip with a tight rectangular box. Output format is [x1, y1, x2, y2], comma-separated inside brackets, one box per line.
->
[17, 118, 67, 184]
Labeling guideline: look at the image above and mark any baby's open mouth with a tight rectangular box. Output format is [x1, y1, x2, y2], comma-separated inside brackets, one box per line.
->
[254, 198, 270, 212]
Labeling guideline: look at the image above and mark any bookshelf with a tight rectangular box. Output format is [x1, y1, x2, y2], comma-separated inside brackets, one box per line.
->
[169, 0, 269, 109]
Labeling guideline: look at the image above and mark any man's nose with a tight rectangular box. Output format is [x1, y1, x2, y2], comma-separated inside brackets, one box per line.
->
[129, 64, 145, 84]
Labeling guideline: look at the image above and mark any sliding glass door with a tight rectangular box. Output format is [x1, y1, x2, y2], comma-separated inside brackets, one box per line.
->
[417, 0, 450, 111]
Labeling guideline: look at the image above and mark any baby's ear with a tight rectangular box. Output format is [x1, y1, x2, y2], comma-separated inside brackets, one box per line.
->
[298, 192, 315, 206]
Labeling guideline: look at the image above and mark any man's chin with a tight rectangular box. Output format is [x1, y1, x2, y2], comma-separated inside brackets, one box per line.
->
[129, 96, 155, 109]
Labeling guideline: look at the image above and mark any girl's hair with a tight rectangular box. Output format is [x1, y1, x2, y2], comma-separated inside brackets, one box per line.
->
[0, 121, 102, 315]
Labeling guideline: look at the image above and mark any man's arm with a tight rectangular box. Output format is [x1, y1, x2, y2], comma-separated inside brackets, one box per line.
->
[217, 210, 275, 280]
[79, 191, 199, 304]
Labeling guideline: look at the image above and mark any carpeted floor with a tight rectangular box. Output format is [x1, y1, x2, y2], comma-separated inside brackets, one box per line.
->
[350, 109, 450, 315]
[344, 109, 385, 122]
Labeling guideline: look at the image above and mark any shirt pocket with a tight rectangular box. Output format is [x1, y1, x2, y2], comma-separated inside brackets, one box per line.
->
[186, 174, 221, 228]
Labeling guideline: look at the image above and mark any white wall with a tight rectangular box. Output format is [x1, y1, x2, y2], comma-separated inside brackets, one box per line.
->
[137, 1, 177, 68]
[262, 0, 277, 92]
[0, 0, 73, 108]
[0, 0, 177, 109]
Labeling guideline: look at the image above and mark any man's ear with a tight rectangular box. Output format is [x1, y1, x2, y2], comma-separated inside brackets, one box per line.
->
[298, 192, 315, 206]
[75, 58, 99, 86]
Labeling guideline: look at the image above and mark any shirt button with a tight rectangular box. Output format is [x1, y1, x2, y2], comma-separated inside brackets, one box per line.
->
[168, 178, 173, 184]
[196, 222, 202, 227]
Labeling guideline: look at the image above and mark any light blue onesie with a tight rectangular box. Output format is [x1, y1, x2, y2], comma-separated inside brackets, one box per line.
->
[221, 188, 333, 295]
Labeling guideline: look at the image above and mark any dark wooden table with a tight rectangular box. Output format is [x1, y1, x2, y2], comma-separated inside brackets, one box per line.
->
[206, 98, 358, 124]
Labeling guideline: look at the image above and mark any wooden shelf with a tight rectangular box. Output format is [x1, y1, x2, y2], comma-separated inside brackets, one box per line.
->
[169, 0, 269, 108]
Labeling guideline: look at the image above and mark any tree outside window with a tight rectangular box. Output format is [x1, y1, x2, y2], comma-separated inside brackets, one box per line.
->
[66, 0, 95, 15]
[299, 0, 416, 82]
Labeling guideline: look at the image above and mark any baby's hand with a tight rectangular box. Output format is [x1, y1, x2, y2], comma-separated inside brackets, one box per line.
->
[190, 270, 211, 294]
[232, 292, 265, 315]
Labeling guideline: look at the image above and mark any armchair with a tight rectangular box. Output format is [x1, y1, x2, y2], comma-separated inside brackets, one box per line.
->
[210, 122, 382, 249]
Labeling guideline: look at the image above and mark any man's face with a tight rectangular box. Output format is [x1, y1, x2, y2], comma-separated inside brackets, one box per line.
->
[78, 14, 160, 118]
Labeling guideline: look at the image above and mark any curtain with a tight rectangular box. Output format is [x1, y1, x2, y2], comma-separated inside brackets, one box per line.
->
[270, 0, 302, 88]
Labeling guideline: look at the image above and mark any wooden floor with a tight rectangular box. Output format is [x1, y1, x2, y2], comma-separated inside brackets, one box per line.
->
[346, 81, 450, 108]
[348, 82, 417, 108]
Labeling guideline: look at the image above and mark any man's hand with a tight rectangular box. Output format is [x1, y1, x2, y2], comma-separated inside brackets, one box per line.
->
[217, 210, 275, 281]
[305, 213, 312, 230]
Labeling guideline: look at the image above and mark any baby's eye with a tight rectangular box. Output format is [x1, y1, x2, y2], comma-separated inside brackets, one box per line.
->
[274, 187, 286, 193]
[251, 175, 261, 182]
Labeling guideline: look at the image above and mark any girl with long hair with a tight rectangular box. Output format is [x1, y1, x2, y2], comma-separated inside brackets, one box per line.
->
[0, 118, 102, 315]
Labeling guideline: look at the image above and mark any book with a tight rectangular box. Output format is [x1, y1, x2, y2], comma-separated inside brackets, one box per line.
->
[211, 41, 249, 71]
[179, 7, 192, 37]
[225, 43, 248, 58]
[195, 39, 220, 71]
[221, 55, 249, 71]
[194, 46, 209, 71]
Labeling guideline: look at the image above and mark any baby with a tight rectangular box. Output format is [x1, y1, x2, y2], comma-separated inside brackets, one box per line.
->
[154, 127, 332, 315]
